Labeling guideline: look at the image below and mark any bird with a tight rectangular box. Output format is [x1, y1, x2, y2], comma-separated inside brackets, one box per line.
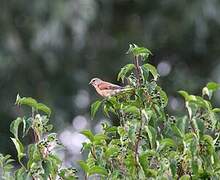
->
[89, 78, 125, 97]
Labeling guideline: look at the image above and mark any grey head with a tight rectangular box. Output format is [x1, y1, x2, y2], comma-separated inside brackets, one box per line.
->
[89, 78, 102, 86]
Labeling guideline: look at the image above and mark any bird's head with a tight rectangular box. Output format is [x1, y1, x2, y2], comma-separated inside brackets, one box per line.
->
[89, 78, 102, 87]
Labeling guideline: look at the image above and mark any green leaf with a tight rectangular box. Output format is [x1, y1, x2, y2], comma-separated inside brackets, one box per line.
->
[127, 44, 152, 60]
[192, 117, 204, 136]
[139, 152, 149, 176]
[178, 90, 190, 101]
[10, 118, 22, 139]
[142, 63, 159, 81]
[193, 96, 212, 110]
[78, 160, 89, 173]
[206, 82, 220, 91]
[16, 95, 38, 109]
[27, 144, 41, 169]
[145, 169, 157, 177]
[191, 159, 198, 175]
[93, 134, 107, 145]
[170, 159, 177, 177]
[11, 138, 25, 162]
[171, 125, 183, 138]
[117, 64, 135, 82]
[117, 127, 126, 137]
[91, 100, 102, 119]
[22, 117, 32, 137]
[88, 166, 108, 176]
[36, 103, 51, 116]
[16, 95, 51, 116]
[15, 167, 29, 180]
[178, 91, 211, 110]
[156, 86, 168, 107]
[105, 146, 119, 158]
[180, 175, 190, 180]
[159, 138, 176, 151]
[176, 116, 187, 134]
[202, 135, 215, 153]
[145, 125, 157, 149]
[81, 130, 94, 142]
[123, 105, 139, 115]
[0, 154, 14, 180]
[212, 108, 220, 113]
[42, 159, 53, 179]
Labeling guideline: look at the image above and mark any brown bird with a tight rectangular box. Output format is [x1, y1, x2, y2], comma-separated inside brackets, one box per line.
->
[89, 78, 125, 97]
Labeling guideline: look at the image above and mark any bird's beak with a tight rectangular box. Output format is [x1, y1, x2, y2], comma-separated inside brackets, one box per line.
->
[89, 80, 92, 85]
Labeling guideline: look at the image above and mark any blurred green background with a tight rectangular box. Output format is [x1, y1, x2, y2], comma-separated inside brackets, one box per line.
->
[1, 0, 220, 166]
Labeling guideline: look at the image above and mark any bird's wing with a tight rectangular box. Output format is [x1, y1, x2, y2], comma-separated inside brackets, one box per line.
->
[98, 82, 122, 90]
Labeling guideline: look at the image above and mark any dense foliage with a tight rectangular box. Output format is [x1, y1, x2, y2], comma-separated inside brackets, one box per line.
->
[80, 45, 220, 179]
[1, 45, 220, 179]
[0, 96, 77, 179]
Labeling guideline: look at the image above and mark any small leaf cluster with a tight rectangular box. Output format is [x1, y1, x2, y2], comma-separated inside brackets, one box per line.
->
[1, 96, 78, 180]
[80, 44, 220, 179]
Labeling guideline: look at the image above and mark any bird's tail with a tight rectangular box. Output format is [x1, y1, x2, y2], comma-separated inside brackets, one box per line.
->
[116, 87, 134, 94]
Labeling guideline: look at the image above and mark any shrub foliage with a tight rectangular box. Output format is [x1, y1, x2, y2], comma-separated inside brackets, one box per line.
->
[1, 44, 220, 179]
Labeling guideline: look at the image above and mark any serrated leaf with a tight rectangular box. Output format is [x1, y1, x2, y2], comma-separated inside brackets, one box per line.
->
[81, 130, 94, 142]
[88, 166, 108, 176]
[91, 100, 102, 119]
[142, 63, 159, 81]
[10, 118, 22, 139]
[117, 64, 135, 82]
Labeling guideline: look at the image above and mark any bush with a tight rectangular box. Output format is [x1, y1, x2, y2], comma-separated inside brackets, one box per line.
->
[1, 44, 220, 179]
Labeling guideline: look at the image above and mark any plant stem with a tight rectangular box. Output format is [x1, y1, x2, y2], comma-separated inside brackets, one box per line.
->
[133, 55, 141, 87]
[91, 146, 97, 160]
[133, 55, 143, 176]
[134, 110, 143, 177]
[85, 174, 88, 180]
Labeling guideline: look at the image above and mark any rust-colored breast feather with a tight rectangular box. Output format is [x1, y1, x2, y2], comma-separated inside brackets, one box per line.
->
[97, 82, 122, 90]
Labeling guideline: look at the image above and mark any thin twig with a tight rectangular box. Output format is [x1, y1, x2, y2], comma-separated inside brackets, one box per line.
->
[133, 55, 143, 176]
[133, 55, 141, 87]
[91, 146, 97, 160]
